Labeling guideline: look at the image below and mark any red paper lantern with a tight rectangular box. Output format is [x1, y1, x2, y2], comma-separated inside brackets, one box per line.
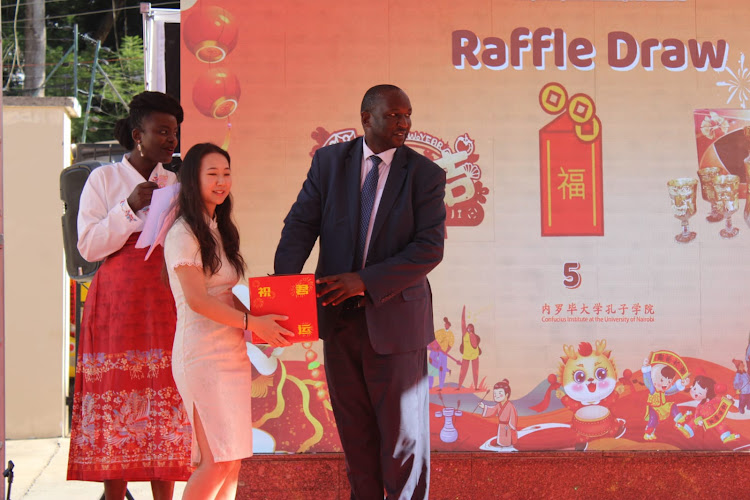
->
[183, 6, 238, 63]
[192, 68, 241, 119]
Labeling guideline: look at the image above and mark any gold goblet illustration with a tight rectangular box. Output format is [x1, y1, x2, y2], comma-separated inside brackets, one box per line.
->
[697, 167, 724, 223]
[667, 178, 698, 243]
[713, 174, 740, 238]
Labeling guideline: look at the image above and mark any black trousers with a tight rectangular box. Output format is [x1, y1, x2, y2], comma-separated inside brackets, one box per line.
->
[323, 309, 429, 500]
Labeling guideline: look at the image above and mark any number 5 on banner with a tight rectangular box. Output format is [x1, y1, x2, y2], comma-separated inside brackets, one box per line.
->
[563, 262, 581, 289]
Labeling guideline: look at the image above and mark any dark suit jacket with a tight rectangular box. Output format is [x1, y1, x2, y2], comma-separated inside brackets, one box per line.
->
[274, 137, 446, 354]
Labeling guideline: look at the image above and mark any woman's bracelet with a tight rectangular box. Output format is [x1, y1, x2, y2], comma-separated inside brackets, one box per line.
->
[243, 312, 248, 330]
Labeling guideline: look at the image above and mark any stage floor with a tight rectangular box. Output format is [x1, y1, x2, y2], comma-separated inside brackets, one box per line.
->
[237, 450, 750, 499]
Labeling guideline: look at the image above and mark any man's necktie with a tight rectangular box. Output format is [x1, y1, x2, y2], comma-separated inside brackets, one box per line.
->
[355, 155, 381, 269]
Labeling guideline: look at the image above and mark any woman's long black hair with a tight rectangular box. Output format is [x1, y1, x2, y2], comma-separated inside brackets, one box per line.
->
[177, 142, 246, 277]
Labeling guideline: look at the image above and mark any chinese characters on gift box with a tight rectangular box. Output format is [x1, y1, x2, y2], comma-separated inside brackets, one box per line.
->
[541, 302, 655, 323]
[249, 274, 319, 344]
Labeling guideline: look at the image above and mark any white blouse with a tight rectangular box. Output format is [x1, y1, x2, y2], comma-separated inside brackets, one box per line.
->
[77, 155, 177, 262]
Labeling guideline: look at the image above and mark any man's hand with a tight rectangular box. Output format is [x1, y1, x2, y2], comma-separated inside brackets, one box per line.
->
[317, 273, 366, 306]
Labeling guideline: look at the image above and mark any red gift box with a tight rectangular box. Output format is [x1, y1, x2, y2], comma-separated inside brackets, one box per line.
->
[538, 84, 604, 237]
[248, 274, 319, 344]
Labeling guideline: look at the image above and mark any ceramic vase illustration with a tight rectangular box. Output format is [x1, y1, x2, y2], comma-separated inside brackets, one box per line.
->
[435, 407, 462, 443]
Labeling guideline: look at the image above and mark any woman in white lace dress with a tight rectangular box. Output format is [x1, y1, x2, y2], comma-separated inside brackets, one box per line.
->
[164, 143, 293, 500]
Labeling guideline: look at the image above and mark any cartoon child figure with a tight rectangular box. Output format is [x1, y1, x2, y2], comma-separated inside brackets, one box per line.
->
[677, 375, 740, 444]
[428, 317, 455, 390]
[479, 379, 518, 447]
[641, 355, 690, 441]
[733, 359, 750, 414]
[427, 341, 441, 389]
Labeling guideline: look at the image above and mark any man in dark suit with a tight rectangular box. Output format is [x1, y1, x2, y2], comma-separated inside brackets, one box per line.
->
[274, 84, 446, 499]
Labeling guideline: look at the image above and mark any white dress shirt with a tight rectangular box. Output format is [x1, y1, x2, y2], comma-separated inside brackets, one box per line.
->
[77, 155, 176, 262]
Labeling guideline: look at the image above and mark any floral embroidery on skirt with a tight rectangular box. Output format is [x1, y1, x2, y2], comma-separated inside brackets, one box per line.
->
[67, 234, 191, 482]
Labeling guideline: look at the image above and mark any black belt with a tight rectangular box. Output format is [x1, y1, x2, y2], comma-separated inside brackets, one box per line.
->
[341, 296, 367, 311]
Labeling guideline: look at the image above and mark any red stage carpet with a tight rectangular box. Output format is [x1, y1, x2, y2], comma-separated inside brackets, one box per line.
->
[237, 451, 750, 499]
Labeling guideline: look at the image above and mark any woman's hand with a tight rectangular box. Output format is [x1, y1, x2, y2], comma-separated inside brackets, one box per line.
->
[127, 181, 159, 212]
[247, 314, 295, 347]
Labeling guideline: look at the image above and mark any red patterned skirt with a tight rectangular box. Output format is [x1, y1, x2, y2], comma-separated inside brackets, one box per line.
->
[67, 234, 191, 482]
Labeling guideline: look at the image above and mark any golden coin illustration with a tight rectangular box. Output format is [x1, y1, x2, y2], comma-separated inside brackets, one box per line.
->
[539, 82, 568, 114]
[575, 115, 601, 143]
[568, 93, 596, 124]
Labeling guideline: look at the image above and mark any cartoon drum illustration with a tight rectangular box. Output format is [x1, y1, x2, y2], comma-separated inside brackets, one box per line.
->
[572, 405, 615, 438]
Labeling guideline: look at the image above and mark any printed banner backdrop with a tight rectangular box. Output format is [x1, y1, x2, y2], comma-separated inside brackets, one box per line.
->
[180, 0, 750, 453]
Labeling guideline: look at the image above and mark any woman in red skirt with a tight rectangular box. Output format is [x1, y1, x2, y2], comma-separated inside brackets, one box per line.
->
[67, 91, 191, 500]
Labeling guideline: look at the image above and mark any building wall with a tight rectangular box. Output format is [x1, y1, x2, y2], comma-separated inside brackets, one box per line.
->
[3, 97, 79, 438]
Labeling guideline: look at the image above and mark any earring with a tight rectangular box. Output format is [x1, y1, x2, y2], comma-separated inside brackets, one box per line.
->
[137, 142, 143, 156]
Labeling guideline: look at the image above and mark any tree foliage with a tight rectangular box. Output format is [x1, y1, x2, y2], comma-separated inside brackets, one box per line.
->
[1, 0, 178, 142]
